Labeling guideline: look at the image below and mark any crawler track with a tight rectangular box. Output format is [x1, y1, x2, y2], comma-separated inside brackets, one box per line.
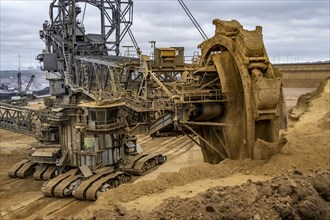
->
[128, 154, 166, 175]
[40, 152, 166, 200]
[33, 165, 57, 180]
[41, 169, 79, 197]
[33, 165, 49, 180]
[1, 135, 196, 219]
[73, 169, 114, 200]
[8, 159, 37, 178]
[53, 175, 82, 197]
[42, 165, 57, 180]
[84, 171, 130, 200]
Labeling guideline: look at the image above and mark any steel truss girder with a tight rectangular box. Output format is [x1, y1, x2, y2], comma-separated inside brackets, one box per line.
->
[0, 103, 39, 136]
[71, 55, 183, 102]
[49, 0, 133, 56]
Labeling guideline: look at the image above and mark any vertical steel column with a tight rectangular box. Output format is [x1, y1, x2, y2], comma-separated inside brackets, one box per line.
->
[115, 0, 121, 55]
[101, 0, 105, 46]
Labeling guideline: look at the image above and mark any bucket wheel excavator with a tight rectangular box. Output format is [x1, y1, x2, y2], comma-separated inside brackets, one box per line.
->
[1, 0, 286, 201]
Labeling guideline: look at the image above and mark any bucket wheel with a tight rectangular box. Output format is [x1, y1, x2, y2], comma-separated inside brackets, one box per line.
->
[189, 20, 287, 164]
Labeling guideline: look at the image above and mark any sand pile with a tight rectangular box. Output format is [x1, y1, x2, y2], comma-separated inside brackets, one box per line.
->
[90, 170, 330, 220]
[79, 79, 330, 219]
[289, 77, 330, 120]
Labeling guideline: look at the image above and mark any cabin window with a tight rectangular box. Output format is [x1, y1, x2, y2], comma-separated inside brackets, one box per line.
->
[89, 108, 119, 129]
[97, 110, 106, 124]
[106, 109, 117, 123]
[90, 110, 96, 121]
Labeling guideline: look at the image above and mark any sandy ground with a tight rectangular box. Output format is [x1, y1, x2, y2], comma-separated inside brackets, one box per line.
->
[0, 81, 329, 219]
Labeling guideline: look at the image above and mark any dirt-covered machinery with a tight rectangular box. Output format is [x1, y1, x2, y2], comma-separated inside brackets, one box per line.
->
[1, 0, 286, 201]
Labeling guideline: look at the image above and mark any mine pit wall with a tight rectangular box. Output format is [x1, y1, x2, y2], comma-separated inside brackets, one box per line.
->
[274, 63, 330, 88]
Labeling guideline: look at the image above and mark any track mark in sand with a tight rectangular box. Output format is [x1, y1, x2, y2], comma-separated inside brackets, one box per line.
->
[0, 178, 43, 194]
[0, 178, 22, 187]
[160, 139, 195, 159]
[140, 136, 179, 152]
[143, 136, 191, 156]
[46, 200, 92, 219]
[27, 198, 77, 219]
[138, 136, 195, 161]
[124, 174, 269, 212]
[137, 136, 153, 145]
[0, 192, 45, 219]
[165, 141, 196, 160]
[143, 139, 180, 154]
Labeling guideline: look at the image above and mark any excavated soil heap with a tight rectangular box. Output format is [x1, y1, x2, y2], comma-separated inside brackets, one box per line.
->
[289, 76, 330, 120]
[89, 170, 330, 220]
[79, 79, 329, 219]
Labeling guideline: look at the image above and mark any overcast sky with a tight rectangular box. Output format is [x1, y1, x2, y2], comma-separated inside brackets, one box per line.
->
[0, 0, 329, 70]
